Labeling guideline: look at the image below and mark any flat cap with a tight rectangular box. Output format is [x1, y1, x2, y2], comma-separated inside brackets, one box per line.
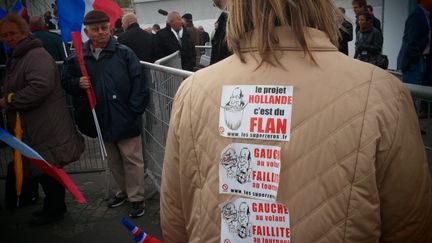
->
[83, 10, 109, 25]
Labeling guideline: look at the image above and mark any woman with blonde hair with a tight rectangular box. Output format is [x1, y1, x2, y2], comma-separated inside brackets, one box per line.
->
[161, 1, 432, 242]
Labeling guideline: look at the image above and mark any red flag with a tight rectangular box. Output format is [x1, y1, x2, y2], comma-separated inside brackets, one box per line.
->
[71, 32, 97, 109]
[57, 0, 123, 42]
[93, 0, 124, 29]
[29, 158, 86, 204]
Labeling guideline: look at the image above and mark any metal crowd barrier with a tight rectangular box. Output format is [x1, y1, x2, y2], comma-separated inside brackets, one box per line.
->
[195, 45, 212, 68]
[389, 70, 432, 100]
[389, 70, 432, 118]
[141, 54, 193, 191]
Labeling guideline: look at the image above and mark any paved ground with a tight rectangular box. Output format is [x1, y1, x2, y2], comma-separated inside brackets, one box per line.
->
[0, 172, 162, 243]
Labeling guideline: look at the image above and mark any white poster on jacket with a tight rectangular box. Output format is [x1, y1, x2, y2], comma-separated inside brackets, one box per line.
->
[219, 143, 281, 201]
[220, 198, 290, 243]
[219, 85, 293, 142]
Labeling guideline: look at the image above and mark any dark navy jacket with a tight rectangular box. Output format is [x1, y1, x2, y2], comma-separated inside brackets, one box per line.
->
[155, 26, 196, 71]
[398, 5, 430, 71]
[210, 12, 231, 65]
[62, 38, 148, 142]
[118, 23, 157, 63]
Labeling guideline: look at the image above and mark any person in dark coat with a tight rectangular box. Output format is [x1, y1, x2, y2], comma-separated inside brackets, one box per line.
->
[397, 0, 432, 120]
[398, 0, 432, 86]
[62, 10, 148, 218]
[354, 12, 383, 63]
[43, 11, 56, 30]
[210, 0, 231, 65]
[118, 13, 157, 63]
[366, 5, 381, 31]
[29, 16, 65, 61]
[198, 25, 210, 44]
[113, 17, 124, 37]
[352, 0, 381, 34]
[337, 7, 353, 55]
[0, 43, 6, 65]
[152, 24, 160, 34]
[0, 13, 84, 225]
[182, 13, 201, 46]
[155, 11, 196, 71]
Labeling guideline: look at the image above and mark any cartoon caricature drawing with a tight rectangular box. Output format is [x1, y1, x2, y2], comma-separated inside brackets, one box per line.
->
[222, 202, 239, 233]
[220, 148, 238, 178]
[227, 88, 245, 108]
[221, 201, 252, 239]
[237, 202, 252, 239]
[236, 148, 252, 184]
[221, 147, 252, 184]
[223, 87, 247, 130]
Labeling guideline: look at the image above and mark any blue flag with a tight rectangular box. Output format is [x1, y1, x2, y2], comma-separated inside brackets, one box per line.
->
[57, 0, 86, 42]
[11, 0, 27, 16]
[0, 7, 7, 19]
[57, 0, 123, 43]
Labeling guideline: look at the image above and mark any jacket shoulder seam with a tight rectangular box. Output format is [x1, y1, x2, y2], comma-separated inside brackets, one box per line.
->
[342, 68, 376, 241]
[186, 73, 203, 242]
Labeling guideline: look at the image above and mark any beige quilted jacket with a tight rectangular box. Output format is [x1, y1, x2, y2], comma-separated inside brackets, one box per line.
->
[160, 27, 432, 243]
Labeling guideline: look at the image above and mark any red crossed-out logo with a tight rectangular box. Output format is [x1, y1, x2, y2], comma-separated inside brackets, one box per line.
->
[222, 184, 228, 191]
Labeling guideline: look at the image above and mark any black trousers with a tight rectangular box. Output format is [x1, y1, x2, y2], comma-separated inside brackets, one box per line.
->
[37, 174, 66, 215]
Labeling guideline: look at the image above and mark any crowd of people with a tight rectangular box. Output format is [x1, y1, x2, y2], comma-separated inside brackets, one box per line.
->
[337, 0, 385, 68]
[0, 0, 431, 242]
[0, 0, 231, 225]
[0, 13, 84, 224]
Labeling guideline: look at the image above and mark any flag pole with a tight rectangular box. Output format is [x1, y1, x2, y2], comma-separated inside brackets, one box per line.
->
[62, 41, 68, 59]
[91, 108, 110, 200]
[71, 32, 110, 199]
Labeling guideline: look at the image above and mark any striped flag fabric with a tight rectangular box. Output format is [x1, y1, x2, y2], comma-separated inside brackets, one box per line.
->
[57, 0, 123, 42]
[122, 218, 163, 243]
[0, 128, 86, 204]
[11, 0, 27, 17]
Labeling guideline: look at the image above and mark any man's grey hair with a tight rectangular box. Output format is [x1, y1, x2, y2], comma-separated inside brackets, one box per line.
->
[122, 13, 138, 25]
[167, 11, 180, 23]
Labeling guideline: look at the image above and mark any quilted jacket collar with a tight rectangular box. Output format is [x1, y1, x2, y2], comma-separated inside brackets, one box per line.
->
[241, 26, 338, 53]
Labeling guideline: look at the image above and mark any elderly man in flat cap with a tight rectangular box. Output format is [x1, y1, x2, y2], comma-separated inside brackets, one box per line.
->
[62, 10, 148, 218]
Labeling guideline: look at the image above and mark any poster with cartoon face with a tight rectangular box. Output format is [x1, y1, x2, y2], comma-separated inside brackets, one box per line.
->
[220, 198, 290, 243]
[219, 143, 282, 201]
[219, 85, 293, 142]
